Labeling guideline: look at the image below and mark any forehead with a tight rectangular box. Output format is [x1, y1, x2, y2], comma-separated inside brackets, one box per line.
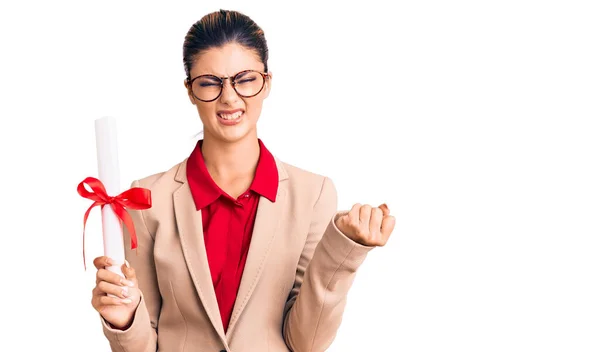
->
[190, 42, 263, 77]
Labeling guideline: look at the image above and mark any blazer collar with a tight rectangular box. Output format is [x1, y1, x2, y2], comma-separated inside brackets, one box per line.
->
[173, 153, 289, 342]
[175, 154, 289, 184]
[185, 138, 280, 209]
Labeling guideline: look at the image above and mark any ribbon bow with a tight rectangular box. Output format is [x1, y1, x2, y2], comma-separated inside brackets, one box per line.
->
[77, 177, 152, 270]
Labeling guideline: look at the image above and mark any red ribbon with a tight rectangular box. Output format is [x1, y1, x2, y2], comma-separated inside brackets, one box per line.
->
[77, 177, 152, 270]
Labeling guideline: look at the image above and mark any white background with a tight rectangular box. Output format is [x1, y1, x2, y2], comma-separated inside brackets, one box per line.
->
[1, 0, 599, 351]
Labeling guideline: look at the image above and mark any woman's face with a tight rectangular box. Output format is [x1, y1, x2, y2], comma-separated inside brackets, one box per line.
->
[186, 43, 271, 144]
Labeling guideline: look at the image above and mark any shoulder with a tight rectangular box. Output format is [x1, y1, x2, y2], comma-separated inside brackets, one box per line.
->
[127, 159, 187, 233]
[131, 159, 186, 208]
[276, 157, 337, 206]
[132, 160, 184, 192]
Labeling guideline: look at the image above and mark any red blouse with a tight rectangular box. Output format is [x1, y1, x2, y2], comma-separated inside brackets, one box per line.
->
[185, 139, 278, 332]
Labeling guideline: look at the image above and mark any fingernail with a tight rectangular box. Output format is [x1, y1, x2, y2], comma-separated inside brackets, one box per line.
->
[106, 258, 114, 266]
[121, 279, 135, 287]
[124, 260, 130, 269]
[122, 298, 132, 304]
[121, 287, 130, 297]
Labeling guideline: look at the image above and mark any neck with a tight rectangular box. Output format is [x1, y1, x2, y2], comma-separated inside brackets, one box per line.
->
[200, 133, 260, 182]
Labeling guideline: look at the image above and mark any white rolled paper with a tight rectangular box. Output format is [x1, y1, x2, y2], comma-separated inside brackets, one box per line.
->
[95, 116, 125, 278]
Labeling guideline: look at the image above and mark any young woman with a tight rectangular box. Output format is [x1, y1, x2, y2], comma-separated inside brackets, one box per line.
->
[91, 9, 395, 352]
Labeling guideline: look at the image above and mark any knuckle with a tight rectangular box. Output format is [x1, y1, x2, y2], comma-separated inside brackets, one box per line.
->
[94, 256, 108, 269]
[337, 215, 347, 225]
[359, 229, 370, 238]
[97, 281, 109, 293]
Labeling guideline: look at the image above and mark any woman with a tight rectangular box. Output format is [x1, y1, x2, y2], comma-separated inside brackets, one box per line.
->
[91, 9, 395, 352]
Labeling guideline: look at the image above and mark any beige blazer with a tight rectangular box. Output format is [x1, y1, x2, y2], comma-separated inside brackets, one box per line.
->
[101, 155, 374, 352]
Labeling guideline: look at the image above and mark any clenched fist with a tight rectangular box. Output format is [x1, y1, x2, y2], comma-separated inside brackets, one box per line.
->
[335, 203, 396, 247]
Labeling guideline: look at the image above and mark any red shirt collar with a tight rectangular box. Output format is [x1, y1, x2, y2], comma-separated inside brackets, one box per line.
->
[186, 139, 279, 210]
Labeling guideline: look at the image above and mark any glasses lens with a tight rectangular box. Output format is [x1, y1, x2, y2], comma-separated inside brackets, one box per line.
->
[234, 71, 265, 97]
[192, 76, 222, 101]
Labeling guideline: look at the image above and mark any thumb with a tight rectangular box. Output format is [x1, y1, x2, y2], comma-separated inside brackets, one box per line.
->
[121, 260, 138, 284]
[381, 215, 396, 239]
[378, 203, 390, 217]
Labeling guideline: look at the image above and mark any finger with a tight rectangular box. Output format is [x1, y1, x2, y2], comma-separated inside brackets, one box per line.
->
[97, 268, 135, 288]
[122, 261, 138, 284]
[343, 203, 361, 230]
[369, 207, 383, 237]
[381, 216, 396, 241]
[93, 256, 114, 270]
[96, 268, 121, 285]
[97, 281, 132, 299]
[98, 295, 134, 306]
[378, 203, 390, 217]
[91, 289, 126, 310]
[359, 204, 372, 226]
[348, 203, 362, 223]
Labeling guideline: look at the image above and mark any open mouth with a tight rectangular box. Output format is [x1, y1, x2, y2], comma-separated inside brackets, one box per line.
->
[218, 111, 243, 120]
[217, 110, 244, 126]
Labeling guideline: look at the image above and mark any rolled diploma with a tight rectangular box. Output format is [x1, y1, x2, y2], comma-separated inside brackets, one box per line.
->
[95, 116, 125, 278]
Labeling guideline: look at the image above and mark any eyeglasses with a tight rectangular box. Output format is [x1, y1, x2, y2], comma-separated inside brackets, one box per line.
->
[187, 70, 269, 102]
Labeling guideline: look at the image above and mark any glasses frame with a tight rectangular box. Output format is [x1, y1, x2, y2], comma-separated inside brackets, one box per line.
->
[187, 69, 270, 102]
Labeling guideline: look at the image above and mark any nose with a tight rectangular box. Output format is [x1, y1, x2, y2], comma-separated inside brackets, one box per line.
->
[219, 78, 239, 104]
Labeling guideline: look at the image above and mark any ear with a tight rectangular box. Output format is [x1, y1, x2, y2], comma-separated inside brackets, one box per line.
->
[263, 72, 272, 99]
[184, 79, 196, 105]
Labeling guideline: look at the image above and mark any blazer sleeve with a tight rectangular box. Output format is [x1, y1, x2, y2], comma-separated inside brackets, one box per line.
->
[283, 176, 375, 352]
[100, 180, 161, 352]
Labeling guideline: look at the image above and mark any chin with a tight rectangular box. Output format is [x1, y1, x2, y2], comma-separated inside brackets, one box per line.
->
[199, 110, 258, 143]
[213, 125, 256, 144]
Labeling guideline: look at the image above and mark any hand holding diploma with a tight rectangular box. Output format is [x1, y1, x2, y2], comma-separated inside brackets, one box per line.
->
[77, 116, 151, 273]
[91, 256, 141, 330]
[77, 116, 151, 328]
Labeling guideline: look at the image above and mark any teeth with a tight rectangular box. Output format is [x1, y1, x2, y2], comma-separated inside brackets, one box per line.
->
[219, 111, 243, 120]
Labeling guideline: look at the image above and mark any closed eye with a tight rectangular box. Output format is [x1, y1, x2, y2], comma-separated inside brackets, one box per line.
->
[236, 77, 256, 84]
[199, 82, 221, 87]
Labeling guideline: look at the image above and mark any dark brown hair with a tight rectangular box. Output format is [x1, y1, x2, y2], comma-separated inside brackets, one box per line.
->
[183, 9, 269, 80]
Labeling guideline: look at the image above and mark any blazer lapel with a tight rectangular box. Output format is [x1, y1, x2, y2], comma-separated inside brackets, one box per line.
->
[226, 157, 289, 338]
[172, 161, 227, 343]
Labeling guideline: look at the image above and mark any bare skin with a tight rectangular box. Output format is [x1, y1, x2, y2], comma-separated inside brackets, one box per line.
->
[91, 42, 396, 329]
[91, 257, 140, 330]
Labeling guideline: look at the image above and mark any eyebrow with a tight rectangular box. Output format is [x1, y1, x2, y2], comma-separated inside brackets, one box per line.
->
[197, 74, 221, 80]
[194, 70, 262, 78]
[235, 71, 251, 78]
